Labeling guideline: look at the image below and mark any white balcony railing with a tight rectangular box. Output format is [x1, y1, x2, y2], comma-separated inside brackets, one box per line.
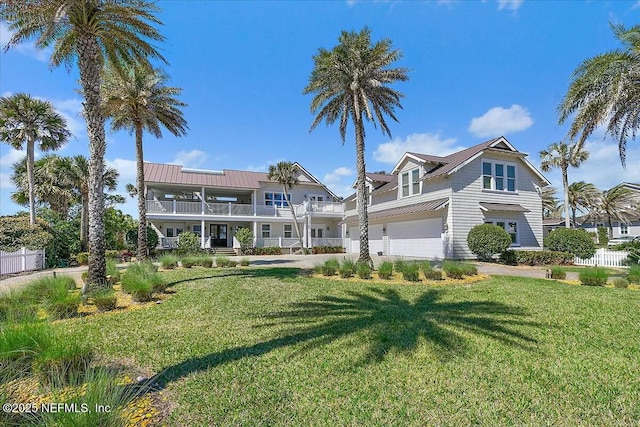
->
[147, 200, 344, 217]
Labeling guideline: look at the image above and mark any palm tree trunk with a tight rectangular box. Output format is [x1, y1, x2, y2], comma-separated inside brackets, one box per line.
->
[354, 113, 372, 267]
[80, 193, 89, 252]
[26, 138, 36, 225]
[283, 184, 304, 253]
[77, 33, 107, 291]
[571, 207, 577, 229]
[562, 167, 570, 228]
[135, 123, 148, 261]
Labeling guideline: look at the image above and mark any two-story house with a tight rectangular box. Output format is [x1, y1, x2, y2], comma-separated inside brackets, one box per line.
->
[143, 162, 343, 252]
[341, 137, 550, 259]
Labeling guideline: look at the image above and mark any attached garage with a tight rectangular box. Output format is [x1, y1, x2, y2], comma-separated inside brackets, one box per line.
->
[349, 224, 383, 254]
[388, 218, 443, 258]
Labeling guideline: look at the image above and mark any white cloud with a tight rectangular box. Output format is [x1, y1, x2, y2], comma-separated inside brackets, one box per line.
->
[323, 167, 354, 184]
[0, 172, 14, 189]
[0, 148, 25, 167]
[106, 158, 137, 187]
[0, 22, 51, 62]
[322, 167, 355, 198]
[540, 139, 640, 194]
[246, 158, 285, 173]
[373, 132, 463, 165]
[170, 150, 209, 169]
[497, 0, 523, 11]
[49, 98, 85, 139]
[468, 104, 533, 137]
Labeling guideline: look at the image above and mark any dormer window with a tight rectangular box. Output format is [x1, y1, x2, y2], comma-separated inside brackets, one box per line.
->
[482, 161, 516, 192]
[401, 168, 421, 198]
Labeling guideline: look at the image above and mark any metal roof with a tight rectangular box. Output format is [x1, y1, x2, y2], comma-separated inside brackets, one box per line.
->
[479, 202, 530, 212]
[340, 197, 449, 224]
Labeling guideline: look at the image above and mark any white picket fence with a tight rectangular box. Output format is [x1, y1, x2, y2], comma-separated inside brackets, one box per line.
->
[0, 248, 46, 275]
[574, 248, 629, 268]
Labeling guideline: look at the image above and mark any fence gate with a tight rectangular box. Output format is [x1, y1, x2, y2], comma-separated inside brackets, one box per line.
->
[0, 248, 46, 275]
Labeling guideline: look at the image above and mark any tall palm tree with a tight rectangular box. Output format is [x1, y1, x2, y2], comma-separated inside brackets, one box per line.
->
[558, 24, 640, 167]
[1, 0, 166, 288]
[0, 93, 70, 225]
[267, 162, 304, 252]
[304, 28, 408, 266]
[590, 185, 640, 238]
[539, 142, 589, 228]
[565, 181, 601, 227]
[102, 64, 188, 261]
[541, 186, 560, 219]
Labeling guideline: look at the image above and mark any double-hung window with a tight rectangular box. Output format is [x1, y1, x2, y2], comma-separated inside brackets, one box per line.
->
[284, 224, 293, 238]
[620, 223, 629, 235]
[265, 192, 289, 208]
[482, 161, 516, 192]
[401, 168, 421, 198]
[485, 220, 518, 244]
[261, 224, 271, 238]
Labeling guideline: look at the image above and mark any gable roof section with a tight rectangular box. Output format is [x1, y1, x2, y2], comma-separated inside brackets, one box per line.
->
[389, 137, 550, 185]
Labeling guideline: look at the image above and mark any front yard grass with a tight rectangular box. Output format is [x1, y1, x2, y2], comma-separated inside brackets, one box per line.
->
[55, 268, 640, 426]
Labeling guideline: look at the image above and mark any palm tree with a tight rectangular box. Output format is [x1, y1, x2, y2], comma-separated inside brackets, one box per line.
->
[304, 28, 408, 266]
[590, 185, 640, 238]
[541, 186, 560, 219]
[267, 162, 305, 252]
[539, 142, 589, 228]
[565, 181, 601, 228]
[102, 64, 187, 261]
[558, 24, 640, 167]
[0, 93, 70, 225]
[1, 0, 166, 288]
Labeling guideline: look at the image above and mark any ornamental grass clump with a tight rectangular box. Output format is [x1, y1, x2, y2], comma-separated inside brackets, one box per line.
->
[0, 321, 52, 363]
[322, 258, 340, 276]
[181, 256, 196, 268]
[197, 256, 214, 268]
[239, 258, 250, 267]
[216, 256, 237, 268]
[613, 278, 629, 289]
[377, 261, 393, 280]
[423, 269, 443, 281]
[42, 277, 81, 320]
[442, 260, 465, 279]
[339, 261, 354, 278]
[121, 262, 163, 301]
[356, 262, 372, 279]
[91, 289, 118, 311]
[401, 262, 420, 282]
[579, 267, 608, 286]
[33, 340, 93, 387]
[106, 259, 121, 284]
[550, 266, 566, 280]
[627, 265, 640, 284]
[160, 254, 179, 269]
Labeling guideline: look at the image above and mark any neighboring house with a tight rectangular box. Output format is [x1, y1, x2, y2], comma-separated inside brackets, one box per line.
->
[542, 217, 576, 238]
[341, 137, 550, 259]
[144, 162, 343, 252]
[576, 182, 640, 238]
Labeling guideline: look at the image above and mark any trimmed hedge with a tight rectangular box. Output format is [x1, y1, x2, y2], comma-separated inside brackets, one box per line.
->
[500, 250, 574, 266]
[467, 224, 512, 261]
[311, 246, 345, 254]
[545, 228, 596, 259]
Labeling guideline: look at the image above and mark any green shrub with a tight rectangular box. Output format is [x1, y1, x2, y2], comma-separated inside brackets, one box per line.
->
[467, 223, 512, 261]
[321, 258, 340, 276]
[239, 258, 250, 267]
[121, 262, 161, 301]
[579, 267, 608, 286]
[499, 249, 518, 266]
[76, 252, 89, 265]
[252, 247, 282, 255]
[514, 250, 575, 266]
[394, 259, 407, 273]
[216, 256, 237, 268]
[377, 261, 393, 279]
[33, 340, 93, 386]
[311, 246, 345, 254]
[613, 278, 629, 289]
[236, 228, 254, 255]
[356, 262, 372, 279]
[545, 228, 596, 259]
[339, 264, 353, 278]
[550, 267, 566, 280]
[105, 250, 120, 260]
[459, 262, 478, 276]
[125, 226, 159, 252]
[0, 215, 53, 252]
[176, 231, 201, 254]
[597, 227, 609, 246]
[160, 254, 179, 269]
[181, 256, 197, 268]
[627, 265, 640, 284]
[401, 263, 420, 282]
[424, 269, 444, 281]
[196, 256, 213, 268]
[342, 259, 356, 273]
[106, 259, 120, 284]
[419, 261, 432, 274]
[91, 289, 117, 311]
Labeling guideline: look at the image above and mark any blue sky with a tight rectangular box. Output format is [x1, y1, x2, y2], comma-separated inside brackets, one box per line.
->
[1, 0, 639, 218]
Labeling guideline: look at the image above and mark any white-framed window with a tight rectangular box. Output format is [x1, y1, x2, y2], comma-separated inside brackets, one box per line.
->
[482, 161, 516, 192]
[401, 168, 421, 198]
[311, 227, 323, 238]
[620, 223, 629, 235]
[165, 227, 184, 238]
[192, 224, 202, 237]
[484, 220, 519, 244]
[261, 224, 271, 238]
[264, 192, 290, 208]
[284, 224, 293, 238]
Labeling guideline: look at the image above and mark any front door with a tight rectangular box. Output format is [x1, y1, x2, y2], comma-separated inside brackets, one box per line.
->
[210, 224, 228, 247]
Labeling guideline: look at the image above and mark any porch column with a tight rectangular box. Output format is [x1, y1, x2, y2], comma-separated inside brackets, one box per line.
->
[201, 219, 205, 248]
[253, 189, 257, 216]
[201, 186, 205, 214]
[172, 199, 176, 214]
[303, 220, 308, 248]
[253, 221, 258, 247]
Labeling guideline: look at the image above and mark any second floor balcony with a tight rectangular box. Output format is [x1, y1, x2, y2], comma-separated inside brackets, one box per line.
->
[146, 200, 344, 218]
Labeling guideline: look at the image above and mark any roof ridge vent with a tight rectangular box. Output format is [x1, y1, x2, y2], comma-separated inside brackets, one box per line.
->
[182, 167, 225, 175]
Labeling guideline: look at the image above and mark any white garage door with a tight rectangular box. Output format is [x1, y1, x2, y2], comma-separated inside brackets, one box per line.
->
[349, 224, 383, 254]
[388, 218, 443, 258]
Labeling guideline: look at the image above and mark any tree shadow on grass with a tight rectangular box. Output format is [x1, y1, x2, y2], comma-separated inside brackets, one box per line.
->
[164, 267, 303, 288]
[153, 287, 540, 388]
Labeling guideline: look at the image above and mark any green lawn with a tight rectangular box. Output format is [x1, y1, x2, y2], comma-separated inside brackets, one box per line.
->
[57, 268, 640, 426]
